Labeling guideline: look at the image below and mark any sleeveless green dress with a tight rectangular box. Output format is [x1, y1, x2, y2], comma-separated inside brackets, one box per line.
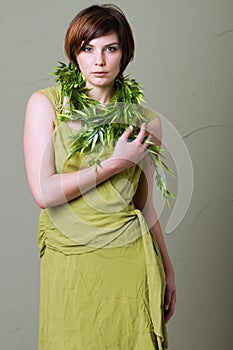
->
[37, 86, 168, 350]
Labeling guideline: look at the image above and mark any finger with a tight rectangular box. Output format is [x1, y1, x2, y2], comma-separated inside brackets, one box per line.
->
[135, 123, 147, 144]
[165, 291, 176, 324]
[145, 132, 161, 148]
[165, 303, 175, 324]
[120, 125, 134, 140]
[164, 288, 172, 311]
[165, 308, 173, 324]
[145, 132, 154, 144]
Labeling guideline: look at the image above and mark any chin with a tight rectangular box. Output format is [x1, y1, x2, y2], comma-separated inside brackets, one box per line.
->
[93, 79, 114, 88]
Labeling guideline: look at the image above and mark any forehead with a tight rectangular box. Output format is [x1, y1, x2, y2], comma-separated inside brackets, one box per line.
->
[87, 32, 120, 46]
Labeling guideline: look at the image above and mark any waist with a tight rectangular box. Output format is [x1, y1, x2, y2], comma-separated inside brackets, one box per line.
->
[38, 205, 149, 255]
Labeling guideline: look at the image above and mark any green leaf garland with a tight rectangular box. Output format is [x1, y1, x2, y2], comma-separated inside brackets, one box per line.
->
[51, 62, 175, 206]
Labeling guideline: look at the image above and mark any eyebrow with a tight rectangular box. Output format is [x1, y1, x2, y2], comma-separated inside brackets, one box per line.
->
[86, 42, 120, 47]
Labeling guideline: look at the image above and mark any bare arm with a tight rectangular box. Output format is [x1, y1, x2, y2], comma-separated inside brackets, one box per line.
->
[23, 92, 149, 208]
[133, 155, 176, 323]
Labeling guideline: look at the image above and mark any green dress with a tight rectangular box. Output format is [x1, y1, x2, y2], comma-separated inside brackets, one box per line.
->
[37, 86, 168, 350]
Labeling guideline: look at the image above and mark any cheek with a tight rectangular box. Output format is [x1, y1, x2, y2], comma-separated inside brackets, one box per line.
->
[118, 52, 123, 70]
[76, 54, 88, 70]
[76, 56, 83, 69]
[113, 54, 122, 70]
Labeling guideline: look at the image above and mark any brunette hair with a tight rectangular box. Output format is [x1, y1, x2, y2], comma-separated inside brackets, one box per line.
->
[65, 4, 135, 74]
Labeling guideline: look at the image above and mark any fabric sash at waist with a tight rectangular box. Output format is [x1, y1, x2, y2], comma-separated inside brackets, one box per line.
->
[38, 201, 150, 254]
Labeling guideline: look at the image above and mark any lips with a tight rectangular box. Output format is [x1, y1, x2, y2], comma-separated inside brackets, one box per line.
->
[92, 72, 108, 77]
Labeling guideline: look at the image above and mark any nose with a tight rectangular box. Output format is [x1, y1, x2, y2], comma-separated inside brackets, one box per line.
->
[95, 50, 106, 66]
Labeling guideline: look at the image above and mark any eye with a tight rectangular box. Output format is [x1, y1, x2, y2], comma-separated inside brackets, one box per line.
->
[83, 46, 93, 52]
[106, 46, 117, 52]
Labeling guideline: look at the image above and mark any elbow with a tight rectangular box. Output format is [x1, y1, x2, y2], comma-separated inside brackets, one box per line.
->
[28, 177, 68, 208]
[37, 202, 47, 210]
[26, 176, 59, 209]
[31, 188, 52, 209]
[32, 189, 66, 209]
[34, 192, 59, 209]
[33, 195, 48, 209]
[35, 197, 56, 209]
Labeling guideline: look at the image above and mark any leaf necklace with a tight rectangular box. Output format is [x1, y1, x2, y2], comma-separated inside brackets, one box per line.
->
[51, 62, 175, 206]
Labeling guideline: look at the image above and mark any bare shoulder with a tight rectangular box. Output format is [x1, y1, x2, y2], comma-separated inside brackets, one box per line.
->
[25, 91, 56, 125]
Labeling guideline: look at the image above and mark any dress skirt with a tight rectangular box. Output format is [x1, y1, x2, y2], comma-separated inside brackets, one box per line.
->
[39, 236, 165, 350]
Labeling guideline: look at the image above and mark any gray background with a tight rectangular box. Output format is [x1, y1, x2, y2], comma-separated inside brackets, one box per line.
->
[1, 0, 233, 349]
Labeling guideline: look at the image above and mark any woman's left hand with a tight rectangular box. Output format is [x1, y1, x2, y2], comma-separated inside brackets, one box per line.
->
[164, 270, 176, 323]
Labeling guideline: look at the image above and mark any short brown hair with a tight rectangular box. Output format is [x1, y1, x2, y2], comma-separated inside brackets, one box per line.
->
[65, 4, 135, 74]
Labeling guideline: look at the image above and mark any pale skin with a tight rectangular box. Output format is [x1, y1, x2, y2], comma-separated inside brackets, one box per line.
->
[24, 32, 176, 323]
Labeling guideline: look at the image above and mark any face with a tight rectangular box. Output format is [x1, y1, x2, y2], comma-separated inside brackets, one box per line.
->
[76, 32, 122, 90]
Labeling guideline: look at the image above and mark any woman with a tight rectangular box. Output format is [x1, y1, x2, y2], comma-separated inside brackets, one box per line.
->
[24, 4, 176, 350]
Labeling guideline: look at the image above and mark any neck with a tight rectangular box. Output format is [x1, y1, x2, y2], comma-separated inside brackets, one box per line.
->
[86, 84, 115, 105]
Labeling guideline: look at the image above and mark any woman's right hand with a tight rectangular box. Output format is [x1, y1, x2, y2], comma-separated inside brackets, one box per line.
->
[110, 124, 150, 171]
[24, 91, 151, 208]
